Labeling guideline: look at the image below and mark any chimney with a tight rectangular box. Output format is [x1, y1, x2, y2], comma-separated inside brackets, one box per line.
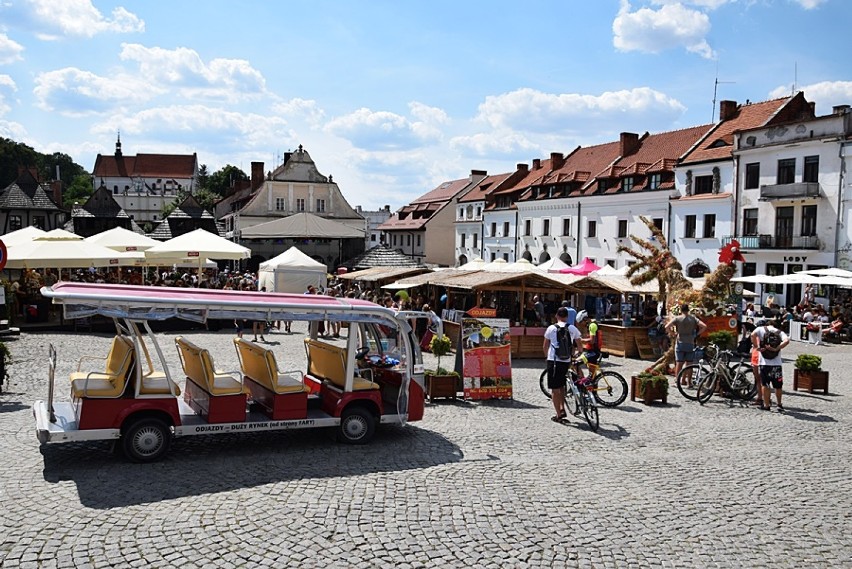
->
[808, 102, 816, 116]
[51, 180, 63, 206]
[251, 161, 264, 191]
[356, 205, 362, 213]
[619, 132, 640, 157]
[516, 163, 529, 174]
[532, 158, 542, 170]
[471, 169, 487, 182]
[384, 205, 390, 212]
[550, 152, 565, 170]
[719, 100, 738, 121]
[833, 104, 851, 115]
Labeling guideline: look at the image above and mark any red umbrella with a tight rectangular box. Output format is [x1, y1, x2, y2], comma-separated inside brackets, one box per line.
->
[559, 257, 601, 275]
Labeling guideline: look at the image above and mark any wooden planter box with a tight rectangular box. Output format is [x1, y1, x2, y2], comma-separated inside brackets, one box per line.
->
[630, 375, 668, 405]
[427, 374, 459, 402]
[792, 369, 829, 394]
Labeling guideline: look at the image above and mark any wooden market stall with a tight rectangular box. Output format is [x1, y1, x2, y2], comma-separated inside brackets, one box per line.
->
[336, 266, 431, 290]
[392, 269, 580, 358]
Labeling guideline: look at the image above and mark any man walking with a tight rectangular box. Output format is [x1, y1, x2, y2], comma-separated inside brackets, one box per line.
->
[534, 295, 547, 326]
[665, 303, 707, 381]
[543, 307, 582, 422]
[752, 318, 790, 411]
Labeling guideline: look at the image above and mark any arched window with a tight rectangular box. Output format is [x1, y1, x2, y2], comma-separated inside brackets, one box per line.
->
[559, 252, 572, 265]
[521, 250, 533, 261]
[687, 260, 710, 278]
[458, 254, 468, 266]
[538, 251, 551, 264]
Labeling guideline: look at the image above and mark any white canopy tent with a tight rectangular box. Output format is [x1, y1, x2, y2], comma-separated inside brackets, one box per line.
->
[538, 257, 570, 273]
[458, 257, 486, 270]
[258, 246, 327, 293]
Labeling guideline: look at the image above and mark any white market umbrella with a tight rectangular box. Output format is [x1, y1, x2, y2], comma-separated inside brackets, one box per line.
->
[538, 256, 570, 273]
[1, 226, 47, 247]
[481, 258, 509, 271]
[731, 274, 781, 284]
[592, 264, 620, 276]
[502, 258, 544, 273]
[85, 227, 160, 252]
[458, 257, 486, 270]
[801, 267, 852, 278]
[5, 229, 136, 269]
[145, 229, 250, 264]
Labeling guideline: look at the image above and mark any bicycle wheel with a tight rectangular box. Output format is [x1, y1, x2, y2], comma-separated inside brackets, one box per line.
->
[696, 371, 719, 404]
[592, 371, 628, 407]
[676, 363, 711, 401]
[539, 368, 552, 400]
[582, 392, 599, 432]
[729, 365, 757, 400]
[565, 372, 580, 417]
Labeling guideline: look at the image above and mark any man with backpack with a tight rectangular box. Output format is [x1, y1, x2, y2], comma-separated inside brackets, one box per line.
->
[751, 318, 790, 411]
[543, 306, 582, 422]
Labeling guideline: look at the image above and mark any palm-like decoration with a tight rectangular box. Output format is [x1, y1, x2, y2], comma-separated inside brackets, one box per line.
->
[618, 216, 745, 373]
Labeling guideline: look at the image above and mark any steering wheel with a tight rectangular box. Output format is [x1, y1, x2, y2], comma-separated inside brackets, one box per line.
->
[355, 346, 370, 360]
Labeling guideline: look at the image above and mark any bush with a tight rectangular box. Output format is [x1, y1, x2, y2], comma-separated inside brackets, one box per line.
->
[428, 334, 453, 375]
[794, 354, 822, 371]
[707, 331, 735, 350]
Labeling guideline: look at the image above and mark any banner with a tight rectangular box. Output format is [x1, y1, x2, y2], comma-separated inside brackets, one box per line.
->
[461, 317, 512, 400]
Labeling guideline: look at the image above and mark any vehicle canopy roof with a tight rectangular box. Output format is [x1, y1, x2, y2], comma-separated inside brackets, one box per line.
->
[42, 282, 401, 327]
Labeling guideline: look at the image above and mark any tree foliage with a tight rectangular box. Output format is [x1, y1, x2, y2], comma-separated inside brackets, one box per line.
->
[0, 137, 88, 190]
[63, 174, 95, 208]
[202, 164, 248, 196]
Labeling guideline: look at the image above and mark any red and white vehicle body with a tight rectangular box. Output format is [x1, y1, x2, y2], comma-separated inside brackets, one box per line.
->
[33, 283, 431, 462]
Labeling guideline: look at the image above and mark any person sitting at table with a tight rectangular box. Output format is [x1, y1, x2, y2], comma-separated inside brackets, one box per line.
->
[825, 316, 847, 341]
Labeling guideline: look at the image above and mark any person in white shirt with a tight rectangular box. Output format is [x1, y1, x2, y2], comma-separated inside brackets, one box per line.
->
[751, 319, 790, 411]
[543, 307, 582, 422]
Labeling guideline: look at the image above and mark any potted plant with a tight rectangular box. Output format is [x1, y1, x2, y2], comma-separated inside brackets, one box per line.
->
[0, 341, 10, 394]
[630, 368, 668, 405]
[425, 334, 459, 401]
[792, 354, 829, 394]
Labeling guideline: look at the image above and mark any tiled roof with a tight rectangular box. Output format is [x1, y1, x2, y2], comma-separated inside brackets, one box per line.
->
[75, 186, 129, 218]
[680, 96, 804, 165]
[93, 153, 196, 178]
[411, 178, 471, 204]
[343, 244, 423, 270]
[379, 176, 473, 231]
[457, 172, 514, 203]
[0, 170, 61, 211]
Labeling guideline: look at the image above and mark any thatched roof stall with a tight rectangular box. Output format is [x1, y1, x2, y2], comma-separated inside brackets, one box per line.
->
[337, 266, 430, 288]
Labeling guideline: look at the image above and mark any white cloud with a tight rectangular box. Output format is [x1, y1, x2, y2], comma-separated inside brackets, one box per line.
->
[613, 1, 715, 59]
[23, 0, 144, 38]
[476, 87, 686, 134]
[0, 33, 24, 64]
[273, 98, 326, 127]
[769, 81, 852, 114]
[650, 0, 731, 8]
[0, 119, 27, 140]
[33, 67, 156, 115]
[324, 105, 446, 151]
[0, 74, 16, 116]
[792, 0, 827, 8]
[91, 105, 291, 151]
[119, 43, 266, 101]
[450, 131, 541, 159]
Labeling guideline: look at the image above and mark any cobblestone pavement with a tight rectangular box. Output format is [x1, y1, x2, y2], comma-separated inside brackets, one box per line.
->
[0, 325, 851, 568]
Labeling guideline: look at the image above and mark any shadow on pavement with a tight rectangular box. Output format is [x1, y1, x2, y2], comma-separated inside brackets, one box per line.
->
[40, 424, 463, 509]
[0, 399, 28, 413]
[777, 407, 836, 422]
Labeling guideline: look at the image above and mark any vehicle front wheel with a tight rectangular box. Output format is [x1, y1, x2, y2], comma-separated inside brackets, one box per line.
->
[122, 417, 171, 463]
[337, 407, 376, 444]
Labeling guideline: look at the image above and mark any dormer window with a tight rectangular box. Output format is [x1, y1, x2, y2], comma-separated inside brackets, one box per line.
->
[597, 179, 611, 193]
[622, 177, 634, 192]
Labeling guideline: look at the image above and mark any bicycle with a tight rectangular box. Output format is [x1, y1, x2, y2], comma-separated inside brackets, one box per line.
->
[696, 349, 757, 404]
[675, 346, 714, 401]
[564, 374, 599, 432]
[539, 353, 628, 407]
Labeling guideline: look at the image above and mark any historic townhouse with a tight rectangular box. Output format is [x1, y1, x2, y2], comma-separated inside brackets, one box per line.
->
[454, 170, 524, 265]
[380, 171, 485, 266]
[92, 136, 198, 225]
[730, 102, 851, 306]
[514, 127, 710, 269]
[673, 94, 815, 277]
[0, 167, 65, 233]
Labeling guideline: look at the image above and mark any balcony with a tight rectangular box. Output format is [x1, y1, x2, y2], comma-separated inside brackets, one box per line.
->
[723, 235, 820, 250]
[759, 182, 820, 201]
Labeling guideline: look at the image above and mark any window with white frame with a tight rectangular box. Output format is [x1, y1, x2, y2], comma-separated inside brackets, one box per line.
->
[275, 197, 286, 211]
[316, 199, 326, 213]
[296, 198, 305, 212]
[617, 220, 628, 238]
[562, 218, 570, 236]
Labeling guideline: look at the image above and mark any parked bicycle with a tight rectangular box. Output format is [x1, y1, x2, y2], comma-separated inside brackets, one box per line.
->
[539, 353, 628, 407]
[696, 349, 757, 404]
[676, 346, 754, 402]
[564, 375, 599, 431]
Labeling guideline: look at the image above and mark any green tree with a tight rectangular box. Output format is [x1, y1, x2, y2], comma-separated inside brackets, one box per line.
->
[196, 164, 210, 192]
[37, 152, 87, 188]
[63, 174, 95, 208]
[206, 164, 248, 196]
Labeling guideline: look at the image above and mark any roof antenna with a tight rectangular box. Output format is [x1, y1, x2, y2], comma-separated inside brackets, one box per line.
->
[711, 62, 736, 121]
[792, 61, 798, 95]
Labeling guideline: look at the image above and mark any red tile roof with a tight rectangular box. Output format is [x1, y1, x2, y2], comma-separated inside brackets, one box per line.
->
[379, 176, 472, 231]
[93, 153, 197, 179]
[680, 95, 813, 165]
[458, 172, 515, 203]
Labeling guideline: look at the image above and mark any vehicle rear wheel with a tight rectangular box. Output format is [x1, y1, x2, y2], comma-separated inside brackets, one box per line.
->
[337, 406, 376, 444]
[122, 417, 171, 463]
[582, 393, 599, 432]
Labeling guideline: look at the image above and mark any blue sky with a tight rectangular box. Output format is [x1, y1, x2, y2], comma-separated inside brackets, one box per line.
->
[0, 0, 849, 209]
